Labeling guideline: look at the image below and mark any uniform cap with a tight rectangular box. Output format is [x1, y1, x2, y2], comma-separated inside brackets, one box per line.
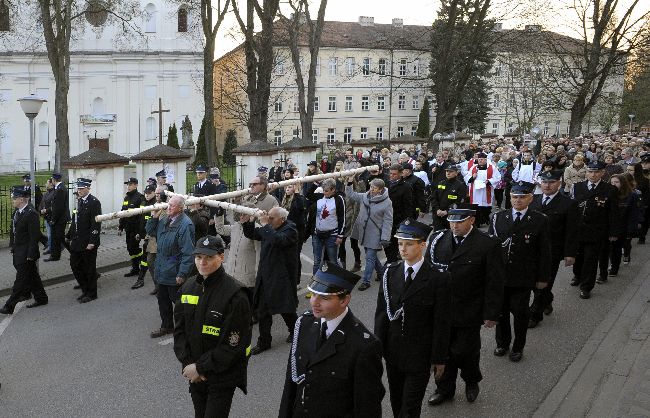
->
[510, 181, 535, 195]
[76, 178, 92, 188]
[444, 164, 461, 172]
[147, 177, 156, 185]
[308, 261, 361, 296]
[155, 170, 167, 178]
[586, 160, 606, 171]
[51, 172, 62, 180]
[22, 174, 31, 181]
[195, 165, 207, 173]
[308, 160, 317, 167]
[394, 218, 432, 241]
[124, 177, 138, 185]
[193, 235, 225, 256]
[257, 166, 268, 172]
[539, 170, 563, 182]
[11, 186, 30, 198]
[447, 203, 479, 222]
[144, 184, 156, 193]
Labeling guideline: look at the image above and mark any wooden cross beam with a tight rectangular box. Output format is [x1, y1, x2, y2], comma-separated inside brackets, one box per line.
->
[151, 97, 170, 145]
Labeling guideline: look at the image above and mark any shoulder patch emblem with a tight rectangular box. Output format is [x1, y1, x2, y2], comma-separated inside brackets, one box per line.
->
[228, 331, 240, 347]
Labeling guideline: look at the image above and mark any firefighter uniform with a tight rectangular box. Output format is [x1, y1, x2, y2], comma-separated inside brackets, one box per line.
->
[119, 177, 145, 277]
[131, 184, 157, 290]
[430, 165, 468, 231]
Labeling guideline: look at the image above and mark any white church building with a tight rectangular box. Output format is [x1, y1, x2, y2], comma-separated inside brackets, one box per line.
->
[0, 1, 204, 173]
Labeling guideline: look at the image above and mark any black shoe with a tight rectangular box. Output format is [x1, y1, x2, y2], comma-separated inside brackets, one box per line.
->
[73, 284, 81, 290]
[580, 290, 591, 299]
[596, 277, 607, 284]
[350, 263, 361, 273]
[26, 301, 47, 308]
[43, 257, 60, 262]
[250, 343, 271, 355]
[493, 347, 508, 357]
[285, 334, 293, 343]
[43, 250, 51, 255]
[150, 328, 173, 338]
[76, 294, 86, 301]
[509, 351, 523, 362]
[131, 279, 144, 289]
[124, 270, 139, 278]
[465, 383, 479, 403]
[623, 256, 630, 264]
[609, 270, 618, 277]
[17, 294, 32, 302]
[358, 282, 371, 291]
[428, 393, 453, 406]
[544, 304, 553, 315]
[570, 277, 580, 286]
[528, 319, 539, 328]
[79, 295, 97, 304]
[0, 306, 14, 315]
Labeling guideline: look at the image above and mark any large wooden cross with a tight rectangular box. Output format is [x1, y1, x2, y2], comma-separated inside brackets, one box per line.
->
[151, 97, 170, 145]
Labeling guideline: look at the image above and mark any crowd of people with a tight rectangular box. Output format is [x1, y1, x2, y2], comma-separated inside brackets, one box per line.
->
[1, 131, 649, 417]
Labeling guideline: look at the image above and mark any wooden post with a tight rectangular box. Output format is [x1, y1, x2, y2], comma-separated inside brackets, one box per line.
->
[151, 98, 170, 145]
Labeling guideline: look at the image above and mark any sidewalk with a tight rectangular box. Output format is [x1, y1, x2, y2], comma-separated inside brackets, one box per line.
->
[0, 231, 129, 297]
[534, 254, 650, 418]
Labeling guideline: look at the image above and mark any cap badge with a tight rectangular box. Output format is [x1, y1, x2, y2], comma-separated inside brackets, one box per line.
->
[203, 237, 210, 246]
[405, 220, 410, 225]
[321, 264, 328, 272]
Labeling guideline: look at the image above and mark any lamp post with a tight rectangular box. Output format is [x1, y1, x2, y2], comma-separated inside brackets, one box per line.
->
[18, 94, 47, 206]
[628, 113, 635, 133]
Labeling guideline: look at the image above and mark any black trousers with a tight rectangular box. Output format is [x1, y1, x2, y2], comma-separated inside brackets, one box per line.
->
[384, 228, 401, 264]
[476, 206, 491, 227]
[504, 185, 512, 209]
[496, 287, 531, 353]
[125, 229, 142, 261]
[386, 362, 431, 418]
[435, 326, 482, 397]
[49, 222, 67, 259]
[157, 283, 179, 329]
[530, 256, 562, 322]
[574, 240, 606, 292]
[70, 248, 98, 298]
[494, 188, 505, 209]
[609, 237, 632, 273]
[598, 240, 610, 279]
[4, 260, 47, 311]
[189, 382, 236, 418]
[258, 312, 297, 346]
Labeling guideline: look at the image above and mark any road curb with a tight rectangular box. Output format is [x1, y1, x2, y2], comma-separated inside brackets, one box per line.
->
[0, 261, 130, 298]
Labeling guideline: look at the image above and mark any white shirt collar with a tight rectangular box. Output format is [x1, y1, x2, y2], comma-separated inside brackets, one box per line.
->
[320, 306, 348, 339]
[404, 257, 425, 281]
[454, 225, 473, 239]
[17, 203, 28, 213]
[542, 191, 559, 202]
[589, 180, 601, 188]
[512, 207, 528, 219]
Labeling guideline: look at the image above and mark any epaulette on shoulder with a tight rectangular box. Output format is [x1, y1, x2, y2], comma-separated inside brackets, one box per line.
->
[302, 310, 314, 317]
[387, 260, 403, 269]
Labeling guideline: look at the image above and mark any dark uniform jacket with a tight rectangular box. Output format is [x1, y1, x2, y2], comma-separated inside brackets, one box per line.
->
[118, 189, 144, 232]
[388, 179, 414, 228]
[426, 228, 504, 327]
[573, 181, 622, 242]
[10, 204, 41, 264]
[530, 193, 578, 259]
[24, 185, 43, 210]
[66, 194, 102, 252]
[50, 182, 70, 225]
[194, 179, 218, 197]
[174, 266, 252, 392]
[403, 174, 427, 215]
[279, 309, 385, 418]
[374, 260, 452, 372]
[269, 166, 283, 183]
[488, 209, 552, 287]
[431, 177, 468, 212]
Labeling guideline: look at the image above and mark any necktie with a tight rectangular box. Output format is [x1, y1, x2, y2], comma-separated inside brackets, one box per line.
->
[404, 267, 414, 291]
[543, 196, 550, 206]
[514, 212, 522, 224]
[317, 321, 328, 349]
[455, 235, 464, 246]
[590, 183, 595, 191]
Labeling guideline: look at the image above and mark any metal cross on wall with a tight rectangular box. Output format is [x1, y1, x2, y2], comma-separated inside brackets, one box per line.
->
[151, 97, 170, 145]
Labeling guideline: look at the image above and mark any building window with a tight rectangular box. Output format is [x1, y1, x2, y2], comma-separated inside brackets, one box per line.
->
[312, 129, 319, 143]
[38, 122, 49, 146]
[327, 128, 336, 143]
[315, 57, 321, 76]
[376, 127, 384, 140]
[274, 57, 285, 75]
[146, 117, 156, 140]
[397, 126, 404, 137]
[491, 122, 499, 134]
[293, 128, 300, 139]
[0, 0, 10, 31]
[345, 57, 355, 76]
[360, 127, 368, 140]
[377, 96, 385, 111]
[378, 58, 387, 75]
[328, 96, 337, 112]
[544, 121, 549, 135]
[177, 7, 188, 32]
[412, 95, 420, 110]
[328, 57, 338, 76]
[145, 3, 157, 33]
[493, 94, 499, 108]
[92, 97, 105, 115]
[411, 125, 417, 136]
[494, 65, 502, 77]
[508, 122, 515, 133]
[361, 96, 369, 111]
[413, 59, 420, 76]
[555, 120, 561, 135]
[274, 100, 282, 112]
[274, 130, 282, 146]
[345, 96, 353, 112]
[293, 101, 299, 112]
[399, 59, 407, 76]
[362, 58, 370, 76]
[509, 95, 515, 107]
[314, 96, 319, 112]
[344, 127, 352, 143]
[398, 95, 406, 110]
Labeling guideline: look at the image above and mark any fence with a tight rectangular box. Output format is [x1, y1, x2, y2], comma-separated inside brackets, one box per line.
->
[184, 161, 246, 193]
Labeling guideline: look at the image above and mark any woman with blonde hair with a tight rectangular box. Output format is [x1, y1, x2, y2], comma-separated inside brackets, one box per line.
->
[564, 153, 587, 193]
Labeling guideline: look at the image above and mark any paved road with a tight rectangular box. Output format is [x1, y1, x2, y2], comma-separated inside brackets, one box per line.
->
[0, 238, 647, 417]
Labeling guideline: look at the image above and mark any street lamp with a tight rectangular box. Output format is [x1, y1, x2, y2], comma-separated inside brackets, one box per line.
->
[628, 113, 635, 133]
[18, 94, 47, 206]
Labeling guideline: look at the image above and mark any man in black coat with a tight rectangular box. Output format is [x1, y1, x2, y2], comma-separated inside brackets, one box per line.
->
[280, 261, 385, 418]
[242, 207, 299, 355]
[430, 165, 468, 231]
[571, 161, 622, 299]
[155, 169, 174, 202]
[269, 159, 284, 183]
[1, 187, 48, 315]
[488, 181, 552, 362]
[174, 235, 252, 418]
[66, 178, 102, 303]
[375, 219, 452, 417]
[402, 163, 427, 217]
[22, 174, 43, 210]
[385, 164, 414, 263]
[528, 170, 578, 326]
[427, 204, 504, 406]
[44, 172, 70, 262]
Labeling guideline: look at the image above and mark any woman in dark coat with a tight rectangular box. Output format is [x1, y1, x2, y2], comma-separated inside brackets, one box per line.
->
[607, 174, 644, 276]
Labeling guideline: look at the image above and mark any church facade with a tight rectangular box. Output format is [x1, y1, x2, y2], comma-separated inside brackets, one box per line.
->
[0, 1, 203, 173]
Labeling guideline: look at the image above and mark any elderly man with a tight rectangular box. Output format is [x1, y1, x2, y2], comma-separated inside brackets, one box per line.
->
[242, 207, 299, 355]
[147, 195, 196, 338]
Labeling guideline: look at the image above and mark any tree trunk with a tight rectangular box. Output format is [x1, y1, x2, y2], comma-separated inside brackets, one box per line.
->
[53, 75, 70, 176]
[203, 38, 216, 165]
[569, 105, 585, 137]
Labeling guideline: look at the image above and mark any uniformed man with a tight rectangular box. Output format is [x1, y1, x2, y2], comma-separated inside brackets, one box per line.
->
[22, 174, 43, 210]
[44, 172, 70, 262]
[0, 186, 48, 315]
[570, 160, 621, 299]
[375, 219, 452, 417]
[488, 181, 551, 362]
[119, 177, 145, 278]
[193, 165, 217, 197]
[427, 204, 504, 406]
[173, 235, 252, 418]
[279, 261, 385, 417]
[528, 170, 578, 327]
[155, 170, 174, 202]
[130, 184, 157, 290]
[430, 165, 468, 231]
[66, 178, 102, 303]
